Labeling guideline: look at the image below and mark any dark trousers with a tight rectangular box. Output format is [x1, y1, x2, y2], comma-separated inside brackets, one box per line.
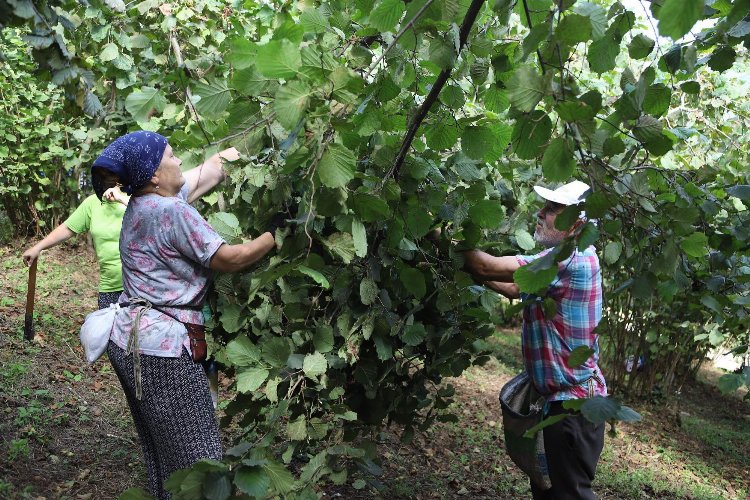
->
[531, 402, 605, 500]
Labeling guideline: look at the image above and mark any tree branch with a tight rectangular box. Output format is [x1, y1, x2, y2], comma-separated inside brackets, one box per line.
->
[387, 0, 487, 182]
[365, 0, 437, 79]
[522, 0, 547, 73]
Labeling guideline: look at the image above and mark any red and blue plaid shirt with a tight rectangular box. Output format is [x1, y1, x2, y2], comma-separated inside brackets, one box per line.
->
[516, 246, 607, 401]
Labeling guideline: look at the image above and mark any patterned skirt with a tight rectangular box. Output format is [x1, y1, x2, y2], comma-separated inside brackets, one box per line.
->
[106, 341, 221, 498]
[97, 291, 123, 310]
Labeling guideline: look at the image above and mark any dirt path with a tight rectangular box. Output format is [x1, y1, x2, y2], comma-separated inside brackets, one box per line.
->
[0, 241, 144, 497]
[1, 240, 749, 499]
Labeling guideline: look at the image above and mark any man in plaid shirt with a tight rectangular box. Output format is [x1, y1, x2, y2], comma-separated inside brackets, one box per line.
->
[464, 180, 605, 500]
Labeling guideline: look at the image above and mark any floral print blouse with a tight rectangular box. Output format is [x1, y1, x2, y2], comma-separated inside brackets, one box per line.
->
[110, 184, 225, 357]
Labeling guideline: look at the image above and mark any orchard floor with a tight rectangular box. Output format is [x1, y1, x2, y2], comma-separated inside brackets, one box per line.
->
[1, 240, 749, 499]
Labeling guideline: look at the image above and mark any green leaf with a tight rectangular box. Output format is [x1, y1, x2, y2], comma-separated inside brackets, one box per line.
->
[208, 213, 241, 242]
[402, 323, 427, 346]
[352, 193, 391, 222]
[603, 241, 622, 264]
[555, 13, 592, 45]
[522, 413, 569, 438]
[680, 81, 700, 94]
[237, 367, 269, 393]
[263, 462, 295, 495]
[483, 86, 510, 113]
[575, 2, 607, 40]
[461, 126, 494, 160]
[556, 101, 595, 122]
[657, 0, 703, 40]
[632, 115, 663, 143]
[219, 304, 245, 333]
[370, 0, 405, 33]
[680, 232, 708, 258]
[318, 144, 357, 188]
[100, 42, 119, 62]
[125, 87, 167, 122]
[425, 122, 459, 150]
[717, 374, 745, 394]
[262, 337, 291, 368]
[468, 200, 504, 229]
[119, 488, 154, 500]
[709, 327, 725, 346]
[642, 84, 671, 117]
[360, 278, 379, 305]
[542, 296, 558, 319]
[193, 79, 231, 118]
[231, 68, 270, 96]
[727, 185, 750, 200]
[521, 24, 548, 61]
[514, 264, 558, 294]
[400, 267, 426, 299]
[298, 265, 330, 289]
[405, 209, 433, 238]
[323, 232, 357, 263]
[226, 336, 261, 367]
[577, 222, 599, 250]
[226, 38, 257, 70]
[313, 325, 335, 353]
[708, 45, 737, 72]
[303, 352, 328, 378]
[287, 415, 307, 440]
[588, 36, 620, 74]
[274, 80, 312, 129]
[554, 206, 581, 232]
[234, 466, 270, 498]
[628, 34, 655, 59]
[300, 9, 329, 33]
[486, 123, 513, 162]
[567, 345, 595, 368]
[701, 295, 723, 315]
[515, 228, 536, 251]
[374, 334, 393, 360]
[352, 220, 367, 257]
[542, 137, 576, 182]
[104, 0, 125, 12]
[428, 36, 456, 70]
[511, 110, 552, 159]
[506, 66, 546, 113]
[440, 85, 465, 109]
[580, 396, 621, 424]
[616, 405, 642, 422]
[203, 473, 231, 500]
[256, 40, 301, 78]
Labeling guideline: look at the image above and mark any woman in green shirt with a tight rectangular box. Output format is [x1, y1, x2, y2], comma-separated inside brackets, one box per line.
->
[22, 173, 129, 309]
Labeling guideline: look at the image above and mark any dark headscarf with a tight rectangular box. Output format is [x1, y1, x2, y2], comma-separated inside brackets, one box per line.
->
[91, 131, 168, 198]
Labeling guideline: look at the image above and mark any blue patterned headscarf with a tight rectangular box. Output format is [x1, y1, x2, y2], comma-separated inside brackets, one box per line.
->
[91, 131, 168, 197]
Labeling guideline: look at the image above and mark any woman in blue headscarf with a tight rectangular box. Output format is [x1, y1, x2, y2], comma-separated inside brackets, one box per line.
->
[92, 131, 281, 498]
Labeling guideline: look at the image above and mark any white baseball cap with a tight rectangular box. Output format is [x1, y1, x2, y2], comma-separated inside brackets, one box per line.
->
[533, 180, 591, 206]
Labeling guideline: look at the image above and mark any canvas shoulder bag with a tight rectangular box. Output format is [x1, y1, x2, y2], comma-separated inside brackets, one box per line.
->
[498, 371, 552, 491]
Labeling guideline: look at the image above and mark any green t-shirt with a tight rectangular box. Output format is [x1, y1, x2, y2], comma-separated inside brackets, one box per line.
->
[64, 194, 125, 292]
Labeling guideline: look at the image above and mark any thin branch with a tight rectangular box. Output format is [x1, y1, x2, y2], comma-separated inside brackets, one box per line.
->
[208, 114, 275, 147]
[386, 0, 487, 182]
[522, 0, 547, 73]
[170, 32, 199, 122]
[365, 0, 437, 79]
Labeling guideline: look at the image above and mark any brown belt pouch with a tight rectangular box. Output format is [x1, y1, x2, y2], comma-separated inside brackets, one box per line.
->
[185, 323, 207, 363]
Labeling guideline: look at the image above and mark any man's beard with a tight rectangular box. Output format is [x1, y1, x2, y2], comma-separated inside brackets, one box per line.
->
[533, 225, 565, 248]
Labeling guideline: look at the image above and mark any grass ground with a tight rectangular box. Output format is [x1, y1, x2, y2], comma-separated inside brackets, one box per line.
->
[1, 239, 749, 499]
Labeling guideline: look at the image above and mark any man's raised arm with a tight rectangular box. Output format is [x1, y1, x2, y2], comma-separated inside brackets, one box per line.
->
[463, 249, 521, 283]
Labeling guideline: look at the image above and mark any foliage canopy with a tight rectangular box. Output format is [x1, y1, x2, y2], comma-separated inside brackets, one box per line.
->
[4, 0, 750, 497]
